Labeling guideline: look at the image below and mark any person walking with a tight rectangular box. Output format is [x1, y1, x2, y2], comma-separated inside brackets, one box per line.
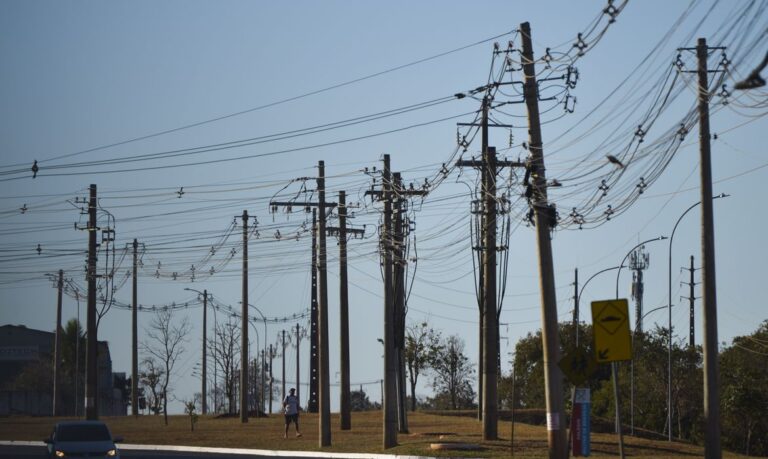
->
[283, 388, 302, 438]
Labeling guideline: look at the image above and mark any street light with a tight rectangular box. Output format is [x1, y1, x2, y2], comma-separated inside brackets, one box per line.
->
[184, 287, 211, 415]
[246, 303, 268, 413]
[246, 319, 261, 414]
[666, 193, 727, 441]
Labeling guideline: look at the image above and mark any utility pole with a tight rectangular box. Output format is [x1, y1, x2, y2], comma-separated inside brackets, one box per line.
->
[85, 184, 98, 420]
[240, 210, 249, 423]
[317, 161, 332, 447]
[456, 97, 523, 439]
[269, 166, 337, 445]
[202, 290, 208, 415]
[269, 344, 274, 414]
[573, 268, 579, 347]
[326, 190, 364, 431]
[261, 348, 266, 415]
[338, 190, 352, 431]
[393, 173, 408, 434]
[520, 22, 567, 457]
[382, 154, 397, 448]
[296, 323, 301, 404]
[365, 156, 427, 447]
[132, 239, 139, 417]
[681, 256, 698, 347]
[53, 269, 63, 417]
[677, 37, 724, 458]
[699, 37, 722, 459]
[310, 209, 319, 413]
[282, 330, 287, 402]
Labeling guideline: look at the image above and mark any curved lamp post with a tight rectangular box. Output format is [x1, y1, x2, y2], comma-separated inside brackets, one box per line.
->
[666, 193, 727, 441]
[185, 287, 212, 415]
[247, 303, 268, 413]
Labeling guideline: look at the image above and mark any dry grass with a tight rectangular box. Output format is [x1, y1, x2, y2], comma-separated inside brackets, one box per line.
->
[0, 411, 746, 458]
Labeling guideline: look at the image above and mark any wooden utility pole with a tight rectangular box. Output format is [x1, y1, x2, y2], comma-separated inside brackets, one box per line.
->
[317, 160, 332, 447]
[240, 210, 249, 423]
[520, 22, 567, 457]
[53, 269, 63, 416]
[132, 240, 139, 417]
[85, 184, 98, 420]
[696, 37, 721, 459]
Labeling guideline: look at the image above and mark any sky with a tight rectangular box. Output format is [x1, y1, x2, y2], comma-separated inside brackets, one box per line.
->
[1, 1, 766, 416]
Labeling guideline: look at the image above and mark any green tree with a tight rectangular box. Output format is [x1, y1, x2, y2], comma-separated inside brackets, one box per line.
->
[430, 335, 475, 410]
[720, 320, 768, 456]
[404, 321, 441, 411]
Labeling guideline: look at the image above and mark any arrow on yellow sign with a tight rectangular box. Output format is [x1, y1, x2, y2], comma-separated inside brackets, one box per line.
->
[591, 299, 632, 363]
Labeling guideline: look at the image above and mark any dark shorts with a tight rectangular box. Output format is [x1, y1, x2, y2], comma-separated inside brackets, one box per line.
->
[285, 413, 299, 424]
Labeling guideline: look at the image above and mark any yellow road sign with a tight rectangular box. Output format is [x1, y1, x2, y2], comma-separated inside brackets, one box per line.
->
[591, 299, 632, 363]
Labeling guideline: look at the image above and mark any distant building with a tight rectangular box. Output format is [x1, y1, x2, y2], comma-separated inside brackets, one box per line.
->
[0, 324, 127, 416]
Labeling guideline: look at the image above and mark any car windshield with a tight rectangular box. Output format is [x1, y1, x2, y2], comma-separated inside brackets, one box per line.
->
[57, 424, 111, 442]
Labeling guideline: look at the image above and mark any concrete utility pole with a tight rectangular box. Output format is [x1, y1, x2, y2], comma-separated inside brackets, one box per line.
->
[240, 210, 249, 423]
[681, 256, 698, 347]
[365, 156, 427, 447]
[310, 209, 319, 413]
[382, 155, 398, 448]
[270, 172, 339, 438]
[296, 323, 301, 404]
[325, 190, 364, 430]
[269, 344, 274, 414]
[696, 37, 721, 458]
[202, 290, 208, 415]
[85, 184, 98, 420]
[338, 190, 352, 431]
[520, 22, 567, 457]
[456, 97, 522, 439]
[317, 160, 332, 447]
[393, 173, 408, 434]
[573, 269, 579, 347]
[132, 239, 139, 417]
[53, 269, 63, 417]
[281, 330, 287, 403]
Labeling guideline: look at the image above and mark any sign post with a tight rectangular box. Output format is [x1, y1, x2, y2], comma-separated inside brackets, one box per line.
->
[591, 299, 632, 363]
[591, 299, 632, 458]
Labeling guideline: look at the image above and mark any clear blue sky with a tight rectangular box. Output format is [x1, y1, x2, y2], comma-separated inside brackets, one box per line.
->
[1, 0, 766, 415]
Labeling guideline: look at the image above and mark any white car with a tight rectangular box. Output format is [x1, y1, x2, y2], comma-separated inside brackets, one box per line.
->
[44, 420, 123, 458]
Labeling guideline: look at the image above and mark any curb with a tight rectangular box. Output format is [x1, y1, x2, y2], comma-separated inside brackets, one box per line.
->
[0, 441, 440, 459]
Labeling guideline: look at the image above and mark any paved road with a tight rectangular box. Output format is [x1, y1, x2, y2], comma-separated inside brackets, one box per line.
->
[0, 444, 310, 459]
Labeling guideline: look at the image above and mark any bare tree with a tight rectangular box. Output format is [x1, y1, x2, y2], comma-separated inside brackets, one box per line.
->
[142, 308, 191, 425]
[139, 357, 164, 415]
[404, 321, 441, 411]
[209, 318, 240, 414]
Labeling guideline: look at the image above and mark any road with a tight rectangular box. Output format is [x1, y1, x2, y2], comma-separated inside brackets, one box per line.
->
[0, 444, 314, 459]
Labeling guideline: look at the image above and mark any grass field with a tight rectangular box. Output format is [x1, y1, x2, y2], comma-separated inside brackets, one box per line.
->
[0, 410, 744, 458]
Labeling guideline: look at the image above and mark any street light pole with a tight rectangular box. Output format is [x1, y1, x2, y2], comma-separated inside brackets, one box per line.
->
[247, 303, 268, 412]
[666, 194, 726, 440]
[185, 287, 211, 415]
